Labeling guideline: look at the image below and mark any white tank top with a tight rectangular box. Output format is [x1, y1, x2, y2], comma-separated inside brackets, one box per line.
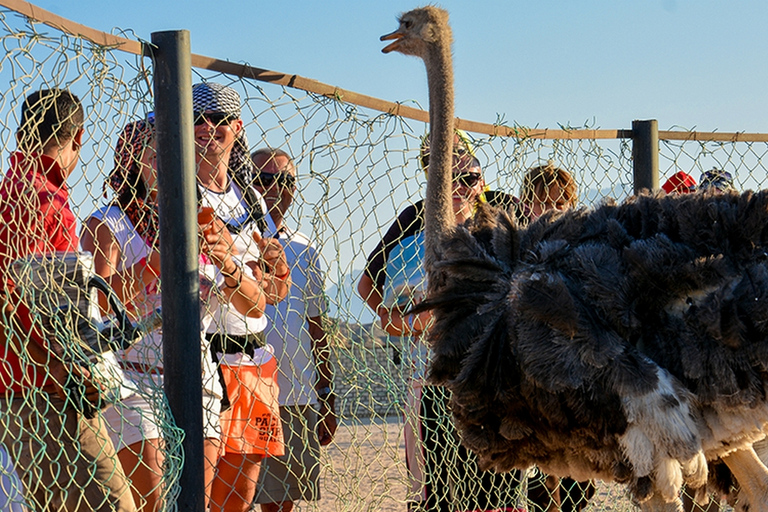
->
[87, 204, 223, 398]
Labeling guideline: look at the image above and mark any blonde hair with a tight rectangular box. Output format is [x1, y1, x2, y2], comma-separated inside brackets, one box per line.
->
[521, 162, 578, 209]
[419, 129, 475, 172]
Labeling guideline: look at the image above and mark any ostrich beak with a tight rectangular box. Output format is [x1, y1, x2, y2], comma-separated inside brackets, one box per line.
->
[380, 30, 404, 53]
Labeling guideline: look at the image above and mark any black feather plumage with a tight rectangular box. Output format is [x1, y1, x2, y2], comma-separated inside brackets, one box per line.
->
[418, 189, 768, 507]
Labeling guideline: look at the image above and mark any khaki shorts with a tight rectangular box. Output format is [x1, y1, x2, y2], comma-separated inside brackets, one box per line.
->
[253, 404, 321, 504]
[2, 390, 136, 512]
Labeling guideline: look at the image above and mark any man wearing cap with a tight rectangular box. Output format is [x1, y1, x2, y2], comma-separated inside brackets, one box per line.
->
[191, 82, 291, 512]
[0, 89, 135, 511]
[662, 171, 697, 194]
[249, 147, 337, 512]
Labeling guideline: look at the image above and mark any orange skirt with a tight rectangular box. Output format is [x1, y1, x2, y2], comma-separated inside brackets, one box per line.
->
[218, 356, 285, 457]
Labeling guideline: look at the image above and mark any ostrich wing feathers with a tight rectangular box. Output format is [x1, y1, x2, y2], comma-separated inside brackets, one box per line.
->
[421, 192, 768, 507]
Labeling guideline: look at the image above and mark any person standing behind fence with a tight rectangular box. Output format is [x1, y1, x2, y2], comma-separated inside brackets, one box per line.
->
[678, 168, 735, 512]
[81, 117, 272, 511]
[520, 162, 595, 512]
[190, 82, 291, 512]
[0, 88, 136, 511]
[698, 168, 735, 193]
[661, 171, 697, 195]
[520, 162, 578, 223]
[358, 131, 526, 512]
[249, 148, 337, 512]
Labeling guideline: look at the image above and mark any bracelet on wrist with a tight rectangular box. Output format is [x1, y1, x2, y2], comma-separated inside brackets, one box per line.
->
[222, 264, 242, 289]
[274, 269, 290, 280]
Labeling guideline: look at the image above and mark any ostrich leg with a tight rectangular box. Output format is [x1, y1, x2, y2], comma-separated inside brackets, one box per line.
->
[754, 438, 768, 466]
[721, 446, 768, 512]
[638, 493, 683, 512]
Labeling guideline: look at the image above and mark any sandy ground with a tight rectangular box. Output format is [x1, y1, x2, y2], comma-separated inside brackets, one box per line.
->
[296, 417, 649, 512]
[311, 417, 409, 512]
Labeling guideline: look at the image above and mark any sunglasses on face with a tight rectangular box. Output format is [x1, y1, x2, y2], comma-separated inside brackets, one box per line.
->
[255, 172, 296, 189]
[453, 172, 482, 188]
[193, 112, 236, 126]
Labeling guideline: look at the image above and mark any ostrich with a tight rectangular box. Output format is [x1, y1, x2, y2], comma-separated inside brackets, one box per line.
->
[381, 7, 768, 512]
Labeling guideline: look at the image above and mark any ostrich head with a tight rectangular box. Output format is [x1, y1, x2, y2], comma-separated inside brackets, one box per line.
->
[381, 6, 456, 263]
[380, 6, 452, 57]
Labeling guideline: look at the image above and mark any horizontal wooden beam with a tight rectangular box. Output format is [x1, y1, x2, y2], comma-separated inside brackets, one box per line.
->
[659, 131, 768, 142]
[5, 0, 768, 143]
[0, 0, 143, 54]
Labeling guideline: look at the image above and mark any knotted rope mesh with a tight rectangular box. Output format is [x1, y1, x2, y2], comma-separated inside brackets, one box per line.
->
[0, 4, 767, 511]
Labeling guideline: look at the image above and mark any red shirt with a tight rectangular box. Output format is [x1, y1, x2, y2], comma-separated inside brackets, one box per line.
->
[0, 152, 78, 392]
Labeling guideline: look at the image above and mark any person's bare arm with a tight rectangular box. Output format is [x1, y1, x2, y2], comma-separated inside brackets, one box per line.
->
[309, 315, 337, 445]
[251, 231, 291, 304]
[201, 218, 267, 318]
[357, 273, 383, 314]
[81, 216, 159, 312]
[357, 272, 431, 337]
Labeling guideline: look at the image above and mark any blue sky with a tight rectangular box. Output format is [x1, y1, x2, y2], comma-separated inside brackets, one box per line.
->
[17, 0, 768, 322]
[35, 0, 768, 134]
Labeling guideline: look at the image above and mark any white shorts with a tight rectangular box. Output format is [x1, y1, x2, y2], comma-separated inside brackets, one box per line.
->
[103, 381, 222, 452]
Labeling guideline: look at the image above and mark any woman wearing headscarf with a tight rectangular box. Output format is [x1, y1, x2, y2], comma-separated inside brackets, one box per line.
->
[81, 117, 270, 511]
[358, 131, 525, 512]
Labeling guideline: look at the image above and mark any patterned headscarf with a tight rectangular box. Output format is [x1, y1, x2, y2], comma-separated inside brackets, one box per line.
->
[192, 82, 253, 187]
[107, 118, 159, 247]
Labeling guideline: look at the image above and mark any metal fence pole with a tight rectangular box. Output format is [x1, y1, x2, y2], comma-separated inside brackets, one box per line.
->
[151, 30, 205, 511]
[632, 119, 660, 194]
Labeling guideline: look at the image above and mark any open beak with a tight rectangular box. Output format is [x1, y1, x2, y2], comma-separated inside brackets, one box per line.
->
[380, 30, 404, 54]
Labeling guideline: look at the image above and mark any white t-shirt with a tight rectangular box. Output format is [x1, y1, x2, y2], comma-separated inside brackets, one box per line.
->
[262, 225, 327, 406]
[199, 182, 276, 336]
[86, 204, 224, 398]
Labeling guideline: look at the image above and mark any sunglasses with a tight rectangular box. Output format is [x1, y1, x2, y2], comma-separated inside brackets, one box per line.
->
[193, 112, 236, 126]
[255, 172, 296, 189]
[453, 172, 482, 188]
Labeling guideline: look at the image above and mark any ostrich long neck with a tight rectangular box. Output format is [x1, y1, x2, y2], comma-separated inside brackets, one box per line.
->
[423, 36, 455, 275]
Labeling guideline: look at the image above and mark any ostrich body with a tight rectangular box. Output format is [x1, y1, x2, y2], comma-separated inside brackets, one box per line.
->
[382, 7, 768, 512]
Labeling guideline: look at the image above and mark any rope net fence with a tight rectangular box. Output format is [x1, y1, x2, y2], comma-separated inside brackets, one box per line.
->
[0, 3, 766, 511]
